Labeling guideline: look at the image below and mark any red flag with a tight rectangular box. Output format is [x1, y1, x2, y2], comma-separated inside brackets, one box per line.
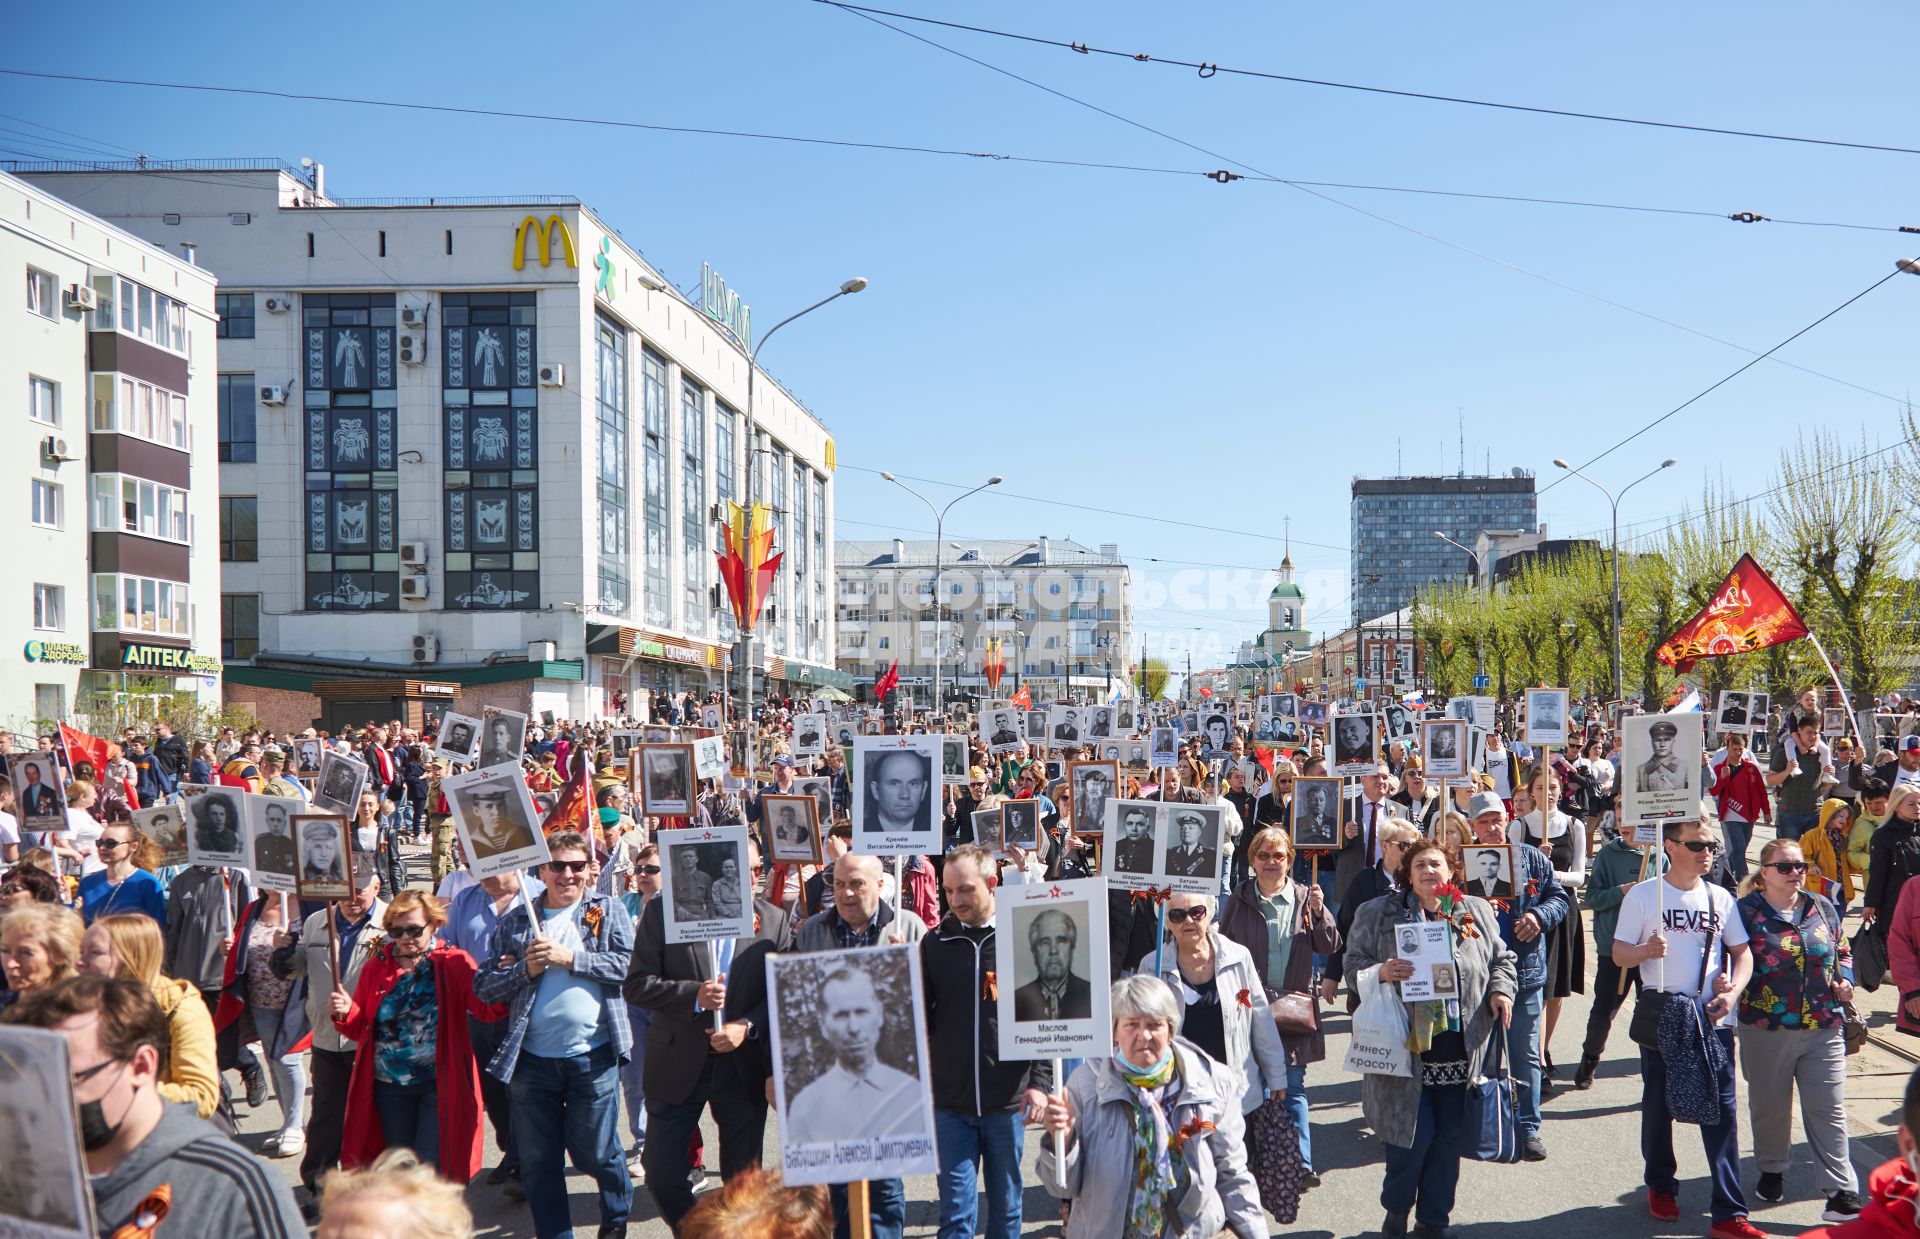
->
[1656, 554, 1809, 672]
[1009, 685, 1032, 711]
[1253, 747, 1276, 778]
[540, 743, 592, 836]
[874, 661, 900, 701]
[58, 723, 117, 775]
[983, 638, 1006, 692]
[1198, 686, 1213, 698]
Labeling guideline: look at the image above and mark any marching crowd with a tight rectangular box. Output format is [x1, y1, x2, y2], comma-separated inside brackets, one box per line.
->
[4, 687, 1920, 1239]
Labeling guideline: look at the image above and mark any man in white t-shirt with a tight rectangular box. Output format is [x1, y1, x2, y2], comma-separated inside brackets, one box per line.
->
[1612, 814, 1757, 1239]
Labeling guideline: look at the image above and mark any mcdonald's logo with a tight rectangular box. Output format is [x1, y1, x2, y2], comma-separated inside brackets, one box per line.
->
[512, 215, 577, 271]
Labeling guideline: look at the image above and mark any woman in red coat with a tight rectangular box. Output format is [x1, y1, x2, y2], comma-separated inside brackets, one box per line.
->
[329, 889, 505, 1182]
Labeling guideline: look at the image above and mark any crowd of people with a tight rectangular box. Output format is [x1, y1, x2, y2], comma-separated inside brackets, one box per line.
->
[3, 685, 1920, 1238]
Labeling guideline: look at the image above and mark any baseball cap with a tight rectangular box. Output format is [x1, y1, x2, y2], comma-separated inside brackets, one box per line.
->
[1901, 736, 1920, 753]
[772, 755, 795, 768]
[1467, 790, 1505, 820]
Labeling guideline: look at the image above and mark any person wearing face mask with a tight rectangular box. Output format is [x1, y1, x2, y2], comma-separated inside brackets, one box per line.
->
[0, 975, 306, 1237]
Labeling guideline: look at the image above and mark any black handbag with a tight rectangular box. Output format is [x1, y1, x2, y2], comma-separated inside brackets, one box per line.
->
[1464, 1027, 1521, 1163]
[1852, 925, 1889, 993]
[1629, 913, 1718, 1051]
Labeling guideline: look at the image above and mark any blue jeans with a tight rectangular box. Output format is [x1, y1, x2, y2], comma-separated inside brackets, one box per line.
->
[1722, 817, 1753, 878]
[1642, 1027, 1748, 1223]
[1280, 1061, 1312, 1172]
[1506, 986, 1545, 1138]
[373, 1078, 439, 1168]
[249, 1005, 307, 1137]
[620, 1005, 652, 1149]
[934, 1108, 1024, 1239]
[1777, 811, 1820, 843]
[830, 1178, 904, 1239]
[1380, 1081, 1466, 1226]
[510, 1045, 631, 1239]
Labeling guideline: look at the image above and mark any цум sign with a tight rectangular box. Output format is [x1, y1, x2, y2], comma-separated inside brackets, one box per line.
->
[701, 262, 752, 347]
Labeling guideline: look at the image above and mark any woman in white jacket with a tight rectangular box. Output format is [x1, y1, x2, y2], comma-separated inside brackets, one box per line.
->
[1514, 762, 1587, 1091]
[1157, 891, 1291, 1115]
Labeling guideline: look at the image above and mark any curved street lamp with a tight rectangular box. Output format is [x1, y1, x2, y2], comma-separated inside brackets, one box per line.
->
[1551, 457, 1677, 699]
[879, 473, 1003, 714]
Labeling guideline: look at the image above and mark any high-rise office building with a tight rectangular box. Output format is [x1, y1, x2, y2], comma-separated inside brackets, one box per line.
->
[1350, 471, 1537, 623]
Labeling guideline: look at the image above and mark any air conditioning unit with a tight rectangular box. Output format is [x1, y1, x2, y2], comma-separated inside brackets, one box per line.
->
[41, 436, 79, 463]
[397, 331, 425, 365]
[527, 640, 557, 662]
[538, 363, 565, 387]
[398, 541, 428, 566]
[258, 385, 287, 406]
[410, 634, 440, 663]
[263, 297, 293, 314]
[65, 284, 98, 312]
[399, 305, 426, 328]
[400, 577, 430, 601]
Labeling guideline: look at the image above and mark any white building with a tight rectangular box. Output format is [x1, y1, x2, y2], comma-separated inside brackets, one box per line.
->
[1, 170, 222, 728]
[14, 158, 843, 732]
[835, 536, 1133, 704]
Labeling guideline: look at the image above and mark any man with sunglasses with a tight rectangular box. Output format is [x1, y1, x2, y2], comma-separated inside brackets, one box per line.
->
[1613, 814, 1757, 1239]
[475, 831, 636, 1239]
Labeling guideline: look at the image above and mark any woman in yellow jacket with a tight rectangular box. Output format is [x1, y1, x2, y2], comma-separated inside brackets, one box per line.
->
[76, 911, 222, 1119]
[1803, 797, 1862, 917]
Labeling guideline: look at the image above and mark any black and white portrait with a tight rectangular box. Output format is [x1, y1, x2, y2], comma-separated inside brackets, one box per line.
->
[1716, 691, 1750, 732]
[852, 734, 940, 855]
[247, 795, 303, 893]
[476, 707, 527, 770]
[1049, 704, 1082, 744]
[1291, 777, 1343, 850]
[0, 1026, 90, 1236]
[794, 775, 834, 828]
[769, 945, 939, 1186]
[1109, 800, 1160, 877]
[444, 766, 548, 879]
[13, 751, 65, 831]
[1087, 705, 1116, 739]
[133, 802, 189, 867]
[1000, 798, 1041, 850]
[1301, 700, 1329, 727]
[1331, 712, 1378, 776]
[1422, 719, 1467, 779]
[610, 730, 639, 765]
[1098, 740, 1124, 765]
[1525, 688, 1570, 748]
[1622, 711, 1703, 827]
[1149, 727, 1178, 767]
[1011, 902, 1093, 1020]
[435, 711, 482, 764]
[1163, 805, 1222, 892]
[1822, 707, 1847, 738]
[660, 825, 755, 945]
[294, 814, 354, 900]
[942, 735, 969, 786]
[1384, 703, 1415, 742]
[1463, 845, 1515, 901]
[1200, 711, 1232, 758]
[692, 734, 728, 781]
[294, 738, 322, 774]
[792, 713, 826, 757]
[765, 794, 822, 865]
[1025, 709, 1049, 743]
[636, 744, 697, 818]
[702, 704, 726, 732]
[834, 721, 857, 748]
[1115, 704, 1136, 733]
[186, 788, 248, 868]
[971, 807, 1003, 852]
[1068, 761, 1116, 833]
[312, 749, 369, 818]
[994, 878, 1111, 1059]
[981, 707, 1024, 756]
[1124, 740, 1151, 772]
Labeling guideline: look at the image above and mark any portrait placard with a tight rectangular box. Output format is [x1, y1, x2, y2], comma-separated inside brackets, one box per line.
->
[702, 704, 726, 732]
[1025, 709, 1049, 743]
[1066, 761, 1117, 834]
[659, 824, 755, 946]
[1000, 798, 1041, 850]
[1396, 920, 1460, 1003]
[1714, 691, 1754, 734]
[1330, 711, 1379, 777]
[940, 735, 969, 787]
[971, 807, 1003, 852]
[764, 794, 823, 865]
[792, 713, 827, 758]
[1383, 702, 1417, 743]
[1086, 704, 1117, 739]
[0, 1025, 93, 1238]
[1290, 777, 1343, 850]
[1422, 719, 1467, 779]
[692, 734, 727, 781]
[1162, 803, 1225, 895]
[610, 730, 640, 767]
[1622, 710, 1704, 826]
[186, 786, 250, 869]
[294, 738, 322, 773]
[247, 794, 304, 893]
[1103, 799, 1164, 889]
[851, 734, 940, 855]
[434, 710, 483, 765]
[13, 750, 66, 831]
[132, 802, 188, 867]
[293, 813, 355, 900]
[1301, 700, 1329, 728]
[1524, 688, 1570, 749]
[635, 744, 698, 818]
[1122, 738, 1151, 773]
[1462, 844, 1516, 901]
[1148, 727, 1178, 768]
[1197, 710, 1233, 758]
[476, 706, 529, 770]
[1821, 707, 1846, 738]
[644, 726, 673, 745]
[1047, 704, 1086, 745]
[980, 705, 1025, 757]
[1449, 696, 1497, 733]
[444, 765, 549, 880]
[767, 944, 939, 1187]
[1749, 692, 1771, 730]
[793, 776, 834, 827]
[311, 749, 369, 818]
[996, 877, 1112, 1060]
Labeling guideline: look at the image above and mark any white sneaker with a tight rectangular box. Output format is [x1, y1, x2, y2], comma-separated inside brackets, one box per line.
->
[275, 1130, 306, 1159]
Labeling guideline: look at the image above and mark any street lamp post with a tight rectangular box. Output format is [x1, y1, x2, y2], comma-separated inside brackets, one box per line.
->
[1551, 457, 1678, 700]
[879, 474, 1003, 717]
[1433, 531, 1487, 679]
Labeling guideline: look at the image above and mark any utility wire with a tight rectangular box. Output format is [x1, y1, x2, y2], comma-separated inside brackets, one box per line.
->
[812, 0, 1920, 158]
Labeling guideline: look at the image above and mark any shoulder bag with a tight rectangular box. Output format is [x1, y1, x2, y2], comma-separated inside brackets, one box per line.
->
[1267, 987, 1318, 1037]
[1463, 1022, 1522, 1163]
[1629, 898, 1719, 1051]
[1811, 892, 1870, 1054]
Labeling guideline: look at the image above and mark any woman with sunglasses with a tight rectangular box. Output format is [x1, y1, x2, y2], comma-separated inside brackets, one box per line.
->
[1218, 826, 1341, 1182]
[330, 890, 507, 1182]
[77, 823, 165, 926]
[1735, 839, 1859, 1221]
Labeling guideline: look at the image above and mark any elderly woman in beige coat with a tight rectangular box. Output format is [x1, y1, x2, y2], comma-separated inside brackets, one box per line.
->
[1157, 890, 1290, 1116]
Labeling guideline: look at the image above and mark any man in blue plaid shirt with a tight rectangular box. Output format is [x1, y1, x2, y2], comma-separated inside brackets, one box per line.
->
[474, 830, 635, 1239]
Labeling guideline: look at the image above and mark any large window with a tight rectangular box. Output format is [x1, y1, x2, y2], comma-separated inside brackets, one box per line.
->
[92, 572, 190, 637]
[714, 404, 737, 641]
[30, 479, 61, 529]
[441, 292, 538, 610]
[681, 378, 707, 634]
[28, 376, 58, 426]
[304, 293, 400, 611]
[221, 594, 260, 660]
[640, 347, 669, 627]
[90, 373, 187, 450]
[26, 267, 56, 318]
[813, 473, 827, 661]
[219, 496, 257, 561]
[595, 315, 630, 615]
[217, 374, 256, 462]
[215, 292, 254, 339]
[89, 474, 189, 543]
[790, 459, 808, 654]
[768, 445, 788, 655]
[112, 277, 187, 353]
[32, 584, 62, 630]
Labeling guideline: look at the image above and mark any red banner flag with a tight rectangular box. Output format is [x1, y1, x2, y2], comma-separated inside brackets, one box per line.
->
[1655, 554, 1809, 672]
[1009, 685, 1032, 711]
[983, 638, 1005, 692]
[873, 660, 900, 701]
[58, 722, 118, 775]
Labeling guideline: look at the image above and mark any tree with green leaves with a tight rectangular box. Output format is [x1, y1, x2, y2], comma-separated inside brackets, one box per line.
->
[1136, 657, 1170, 702]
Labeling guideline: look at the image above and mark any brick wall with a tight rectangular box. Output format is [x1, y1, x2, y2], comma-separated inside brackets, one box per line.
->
[224, 684, 321, 735]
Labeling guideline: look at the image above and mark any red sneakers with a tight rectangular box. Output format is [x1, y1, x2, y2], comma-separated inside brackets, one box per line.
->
[1708, 1218, 1766, 1239]
[1648, 1190, 1681, 1222]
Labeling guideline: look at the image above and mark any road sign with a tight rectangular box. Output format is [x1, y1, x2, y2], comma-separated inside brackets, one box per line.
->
[1355, 678, 1369, 692]
[1472, 674, 1492, 690]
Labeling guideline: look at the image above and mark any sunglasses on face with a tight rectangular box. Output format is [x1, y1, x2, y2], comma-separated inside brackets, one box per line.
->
[1676, 840, 1723, 854]
[1166, 906, 1209, 924]
[96, 838, 128, 852]
[1252, 850, 1290, 862]
[389, 924, 432, 940]
[1766, 861, 1809, 875]
[547, 860, 590, 874]
[636, 864, 662, 875]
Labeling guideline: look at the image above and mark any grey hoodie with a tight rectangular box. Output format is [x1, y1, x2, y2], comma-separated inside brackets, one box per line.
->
[91, 1102, 305, 1238]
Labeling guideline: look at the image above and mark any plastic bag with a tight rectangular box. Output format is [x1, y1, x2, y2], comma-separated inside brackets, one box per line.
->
[1342, 964, 1413, 1078]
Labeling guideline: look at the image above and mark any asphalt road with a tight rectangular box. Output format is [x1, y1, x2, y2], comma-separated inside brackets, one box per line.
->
[230, 839, 1918, 1237]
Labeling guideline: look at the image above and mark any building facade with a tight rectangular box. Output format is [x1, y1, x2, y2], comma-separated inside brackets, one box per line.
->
[15, 159, 841, 731]
[1350, 471, 1538, 624]
[2, 170, 223, 728]
[835, 536, 1132, 704]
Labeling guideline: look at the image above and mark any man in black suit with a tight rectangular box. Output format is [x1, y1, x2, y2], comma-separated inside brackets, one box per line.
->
[1053, 709, 1080, 743]
[625, 840, 796, 1228]
[1012, 908, 1092, 1020]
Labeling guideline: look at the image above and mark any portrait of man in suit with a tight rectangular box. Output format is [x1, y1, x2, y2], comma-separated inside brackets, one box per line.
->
[1465, 846, 1513, 899]
[1012, 907, 1093, 1021]
[15, 757, 62, 824]
[1113, 804, 1156, 873]
[863, 748, 932, 834]
[1053, 708, 1080, 743]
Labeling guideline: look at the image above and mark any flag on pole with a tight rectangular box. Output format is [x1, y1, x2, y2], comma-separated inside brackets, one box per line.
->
[984, 639, 1005, 692]
[1009, 685, 1032, 710]
[873, 660, 900, 701]
[1656, 553, 1808, 672]
[58, 723, 118, 776]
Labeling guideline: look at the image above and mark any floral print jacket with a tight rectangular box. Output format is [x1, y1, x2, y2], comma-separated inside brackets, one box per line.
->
[1735, 889, 1853, 1031]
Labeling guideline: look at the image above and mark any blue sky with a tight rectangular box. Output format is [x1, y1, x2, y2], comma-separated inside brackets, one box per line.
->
[6, 1, 1917, 670]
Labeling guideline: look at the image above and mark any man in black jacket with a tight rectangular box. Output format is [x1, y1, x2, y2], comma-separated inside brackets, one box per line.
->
[921, 845, 1051, 1239]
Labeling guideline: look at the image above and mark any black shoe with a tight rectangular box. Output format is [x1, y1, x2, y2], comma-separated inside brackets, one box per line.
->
[485, 1164, 514, 1186]
[1382, 1211, 1410, 1239]
[1824, 1191, 1864, 1222]
[1303, 1171, 1322, 1190]
[1543, 1051, 1557, 1079]
[502, 1174, 527, 1203]
[1413, 1223, 1459, 1239]
[1540, 1073, 1558, 1099]
[1756, 1171, 1784, 1203]
[596, 1227, 627, 1239]
[298, 1198, 320, 1224]
[1573, 1054, 1599, 1090]
[1521, 1135, 1548, 1161]
[241, 1061, 267, 1108]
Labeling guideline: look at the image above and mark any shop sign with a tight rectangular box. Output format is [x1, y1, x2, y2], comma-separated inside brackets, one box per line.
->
[513, 214, 577, 271]
[24, 640, 87, 666]
[419, 682, 458, 697]
[700, 262, 752, 346]
[119, 644, 221, 675]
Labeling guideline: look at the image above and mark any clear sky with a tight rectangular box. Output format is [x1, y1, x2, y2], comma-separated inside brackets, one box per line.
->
[6, 1, 1916, 674]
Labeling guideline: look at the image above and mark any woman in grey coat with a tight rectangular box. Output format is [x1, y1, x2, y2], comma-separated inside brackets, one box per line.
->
[1039, 975, 1267, 1239]
[1348, 836, 1518, 1239]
